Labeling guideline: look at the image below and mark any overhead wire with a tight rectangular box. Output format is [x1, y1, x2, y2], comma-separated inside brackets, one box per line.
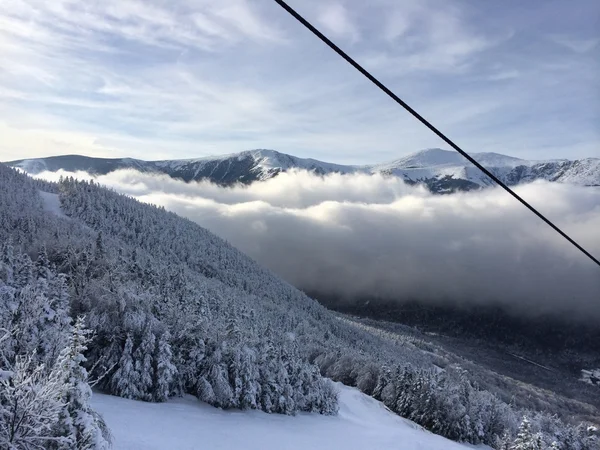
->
[272, 0, 600, 268]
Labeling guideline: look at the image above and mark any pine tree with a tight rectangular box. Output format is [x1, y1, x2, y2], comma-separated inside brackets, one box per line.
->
[512, 416, 541, 450]
[35, 245, 50, 281]
[0, 240, 15, 284]
[14, 252, 33, 289]
[50, 317, 110, 449]
[111, 334, 140, 399]
[134, 325, 156, 401]
[154, 331, 177, 402]
[197, 375, 216, 404]
[200, 348, 233, 408]
[237, 346, 259, 410]
[373, 365, 391, 402]
[257, 337, 278, 413]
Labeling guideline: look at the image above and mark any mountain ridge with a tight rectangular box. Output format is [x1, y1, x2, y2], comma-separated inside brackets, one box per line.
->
[5, 148, 599, 193]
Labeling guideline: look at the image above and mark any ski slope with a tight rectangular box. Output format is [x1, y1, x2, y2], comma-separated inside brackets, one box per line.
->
[39, 191, 68, 219]
[92, 383, 486, 450]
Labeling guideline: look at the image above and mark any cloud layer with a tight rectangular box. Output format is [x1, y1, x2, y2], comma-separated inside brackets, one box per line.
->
[35, 169, 600, 323]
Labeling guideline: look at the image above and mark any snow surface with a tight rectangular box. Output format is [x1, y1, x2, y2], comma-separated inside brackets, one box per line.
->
[39, 191, 68, 219]
[372, 148, 529, 171]
[93, 383, 486, 450]
[14, 159, 49, 174]
[153, 149, 358, 179]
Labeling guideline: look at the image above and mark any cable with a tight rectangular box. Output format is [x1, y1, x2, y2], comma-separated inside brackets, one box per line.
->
[272, 0, 600, 268]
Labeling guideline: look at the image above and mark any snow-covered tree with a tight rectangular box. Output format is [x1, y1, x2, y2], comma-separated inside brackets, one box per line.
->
[50, 317, 110, 449]
[134, 325, 156, 401]
[0, 355, 64, 449]
[512, 417, 541, 450]
[153, 331, 176, 402]
[111, 334, 140, 399]
[0, 163, 594, 449]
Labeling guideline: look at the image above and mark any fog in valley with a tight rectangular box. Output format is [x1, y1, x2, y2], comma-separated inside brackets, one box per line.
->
[36, 169, 600, 323]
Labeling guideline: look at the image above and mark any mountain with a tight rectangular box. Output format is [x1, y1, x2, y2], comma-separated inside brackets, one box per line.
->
[6, 150, 356, 185]
[6, 148, 600, 192]
[0, 163, 597, 449]
[372, 148, 600, 191]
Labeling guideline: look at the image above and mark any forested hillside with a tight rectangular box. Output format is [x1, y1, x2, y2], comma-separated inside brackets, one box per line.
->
[0, 164, 597, 449]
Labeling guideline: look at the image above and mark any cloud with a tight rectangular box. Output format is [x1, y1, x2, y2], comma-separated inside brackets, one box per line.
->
[34, 169, 600, 323]
[377, 0, 495, 73]
[549, 35, 599, 54]
[1, 0, 599, 164]
[317, 3, 360, 42]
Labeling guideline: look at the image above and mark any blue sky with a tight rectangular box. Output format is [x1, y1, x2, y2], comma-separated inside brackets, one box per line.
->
[0, 0, 598, 163]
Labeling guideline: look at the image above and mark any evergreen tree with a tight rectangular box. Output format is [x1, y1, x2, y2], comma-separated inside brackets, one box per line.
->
[134, 325, 156, 401]
[50, 317, 110, 449]
[111, 334, 140, 399]
[237, 346, 259, 410]
[512, 416, 541, 450]
[154, 331, 177, 402]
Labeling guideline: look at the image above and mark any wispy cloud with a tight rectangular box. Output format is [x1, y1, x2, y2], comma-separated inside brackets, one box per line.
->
[317, 3, 360, 42]
[0, 0, 598, 162]
[549, 35, 599, 54]
[376, 0, 496, 73]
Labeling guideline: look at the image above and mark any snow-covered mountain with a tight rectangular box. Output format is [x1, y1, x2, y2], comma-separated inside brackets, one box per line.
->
[6, 148, 599, 192]
[6, 150, 356, 185]
[371, 148, 600, 192]
[1, 163, 597, 449]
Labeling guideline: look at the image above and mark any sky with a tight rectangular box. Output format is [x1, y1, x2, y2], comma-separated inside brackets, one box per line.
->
[1, 0, 599, 164]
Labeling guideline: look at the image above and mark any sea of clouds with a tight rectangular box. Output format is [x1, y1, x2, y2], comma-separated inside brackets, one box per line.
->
[35, 169, 600, 322]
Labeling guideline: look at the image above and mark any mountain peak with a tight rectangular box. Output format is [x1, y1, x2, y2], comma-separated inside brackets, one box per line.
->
[5, 148, 599, 191]
[387, 148, 463, 169]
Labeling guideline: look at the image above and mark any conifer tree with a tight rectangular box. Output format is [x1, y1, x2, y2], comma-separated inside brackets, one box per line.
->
[111, 334, 140, 399]
[154, 331, 177, 402]
[134, 325, 156, 401]
[512, 416, 541, 450]
[50, 317, 110, 449]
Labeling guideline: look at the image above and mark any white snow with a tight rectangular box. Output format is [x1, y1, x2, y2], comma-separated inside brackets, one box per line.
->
[38, 191, 68, 219]
[15, 148, 600, 188]
[558, 158, 600, 185]
[14, 159, 48, 174]
[580, 368, 600, 386]
[93, 383, 486, 450]
[373, 148, 528, 171]
[153, 149, 358, 180]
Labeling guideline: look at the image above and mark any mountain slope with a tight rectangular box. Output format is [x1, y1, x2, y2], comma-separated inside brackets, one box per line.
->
[0, 163, 597, 449]
[7, 148, 600, 192]
[9, 154, 156, 175]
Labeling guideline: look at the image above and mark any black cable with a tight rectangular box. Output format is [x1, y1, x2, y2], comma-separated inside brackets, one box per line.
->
[272, 0, 600, 268]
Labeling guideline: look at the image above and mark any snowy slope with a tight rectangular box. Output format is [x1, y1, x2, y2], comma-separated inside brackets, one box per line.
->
[92, 383, 485, 450]
[6, 148, 599, 191]
[152, 149, 358, 184]
[38, 191, 68, 219]
[8, 154, 155, 176]
[373, 148, 529, 170]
